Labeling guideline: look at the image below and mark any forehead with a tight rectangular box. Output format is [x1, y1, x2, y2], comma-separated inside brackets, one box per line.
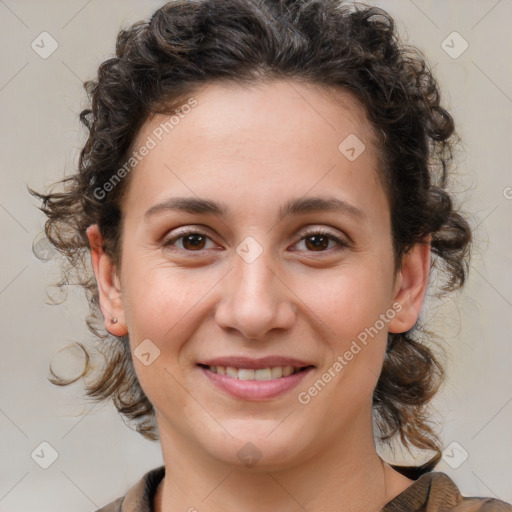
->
[123, 79, 384, 218]
[139, 79, 376, 152]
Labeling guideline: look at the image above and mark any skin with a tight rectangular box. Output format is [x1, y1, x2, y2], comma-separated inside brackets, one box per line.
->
[87, 80, 431, 511]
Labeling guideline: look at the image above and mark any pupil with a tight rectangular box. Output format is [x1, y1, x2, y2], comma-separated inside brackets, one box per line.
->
[307, 235, 328, 251]
[184, 234, 205, 250]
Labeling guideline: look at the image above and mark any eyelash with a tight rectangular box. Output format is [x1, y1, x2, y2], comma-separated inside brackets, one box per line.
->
[161, 227, 350, 254]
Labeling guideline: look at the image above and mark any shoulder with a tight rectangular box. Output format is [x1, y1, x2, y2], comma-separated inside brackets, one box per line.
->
[383, 471, 512, 512]
[94, 465, 165, 512]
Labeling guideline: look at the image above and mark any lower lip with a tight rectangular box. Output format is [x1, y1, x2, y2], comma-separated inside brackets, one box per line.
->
[199, 366, 313, 401]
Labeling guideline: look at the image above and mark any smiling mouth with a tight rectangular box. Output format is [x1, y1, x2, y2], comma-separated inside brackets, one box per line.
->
[197, 364, 313, 380]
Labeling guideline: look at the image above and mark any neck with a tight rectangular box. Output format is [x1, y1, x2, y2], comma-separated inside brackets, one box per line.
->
[154, 406, 414, 512]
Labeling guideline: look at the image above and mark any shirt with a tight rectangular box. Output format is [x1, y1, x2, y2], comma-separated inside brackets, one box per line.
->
[95, 464, 512, 511]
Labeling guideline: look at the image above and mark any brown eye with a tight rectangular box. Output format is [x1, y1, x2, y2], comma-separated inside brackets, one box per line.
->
[304, 234, 331, 251]
[181, 233, 207, 250]
[293, 229, 349, 253]
[163, 230, 214, 251]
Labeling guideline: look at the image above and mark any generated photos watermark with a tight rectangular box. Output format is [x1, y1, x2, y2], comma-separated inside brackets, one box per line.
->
[93, 97, 198, 200]
[297, 301, 402, 405]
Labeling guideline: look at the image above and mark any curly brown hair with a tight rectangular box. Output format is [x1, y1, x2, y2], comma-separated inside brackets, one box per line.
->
[29, 0, 471, 472]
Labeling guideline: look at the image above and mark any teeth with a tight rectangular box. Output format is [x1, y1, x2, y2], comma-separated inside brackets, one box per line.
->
[226, 366, 238, 378]
[206, 365, 303, 380]
[271, 367, 283, 379]
[282, 366, 294, 377]
[255, 368, 272, 380]
[238, 369, 255, 380]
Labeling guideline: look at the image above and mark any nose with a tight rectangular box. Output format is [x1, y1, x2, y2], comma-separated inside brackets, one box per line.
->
[214, 248, 297, 340]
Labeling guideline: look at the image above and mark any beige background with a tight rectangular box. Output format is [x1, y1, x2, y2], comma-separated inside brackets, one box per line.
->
[0, 0, 511, 510]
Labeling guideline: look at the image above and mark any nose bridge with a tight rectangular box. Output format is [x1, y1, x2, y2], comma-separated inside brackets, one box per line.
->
[215, 240, 296, 339]
[235, 246, 275, 302]
[231, 231, 278, 300]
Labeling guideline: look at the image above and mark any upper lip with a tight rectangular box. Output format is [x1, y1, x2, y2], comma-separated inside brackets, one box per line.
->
[199, 356, 315, 369]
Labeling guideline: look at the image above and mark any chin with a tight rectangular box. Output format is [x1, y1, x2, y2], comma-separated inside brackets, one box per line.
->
[201, 423, 314, 472]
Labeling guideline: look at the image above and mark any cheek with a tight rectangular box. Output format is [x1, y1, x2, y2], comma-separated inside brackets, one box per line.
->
[295, 263, 394, 340]
[292, 260, 394, 393]
[121, 254, 204, 338]
[120, 264, 200, 406]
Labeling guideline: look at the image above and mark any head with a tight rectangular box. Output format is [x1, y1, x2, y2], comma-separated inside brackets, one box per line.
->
[30, 0, 471, 470]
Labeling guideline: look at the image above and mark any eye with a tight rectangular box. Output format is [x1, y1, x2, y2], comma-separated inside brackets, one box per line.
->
[292, 229, 350, 252]
[162, 229, 216, 251]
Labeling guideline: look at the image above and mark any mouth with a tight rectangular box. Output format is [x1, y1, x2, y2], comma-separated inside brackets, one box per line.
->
[197, 364, 312, 380]
[197, 357, 315, 400]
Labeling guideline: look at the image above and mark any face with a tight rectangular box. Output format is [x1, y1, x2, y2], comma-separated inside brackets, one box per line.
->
[88, 80, 429, 471]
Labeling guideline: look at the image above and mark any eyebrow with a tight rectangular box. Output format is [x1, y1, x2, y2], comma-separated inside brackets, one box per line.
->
[143, 195, 366, 221]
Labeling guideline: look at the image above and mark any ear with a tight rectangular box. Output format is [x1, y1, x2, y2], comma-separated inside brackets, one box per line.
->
[388, 237, 431, 334]
[86, 224, 127, 337]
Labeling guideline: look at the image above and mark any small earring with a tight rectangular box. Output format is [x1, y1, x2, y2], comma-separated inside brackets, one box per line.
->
[112, 318, 118, 324]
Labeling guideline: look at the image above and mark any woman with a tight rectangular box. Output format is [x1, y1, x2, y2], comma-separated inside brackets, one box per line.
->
[29, 0, 512, 510]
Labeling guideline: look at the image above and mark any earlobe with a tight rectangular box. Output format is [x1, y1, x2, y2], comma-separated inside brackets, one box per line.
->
[388, 238, 431, 334]
[86, 224, 127, 337]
